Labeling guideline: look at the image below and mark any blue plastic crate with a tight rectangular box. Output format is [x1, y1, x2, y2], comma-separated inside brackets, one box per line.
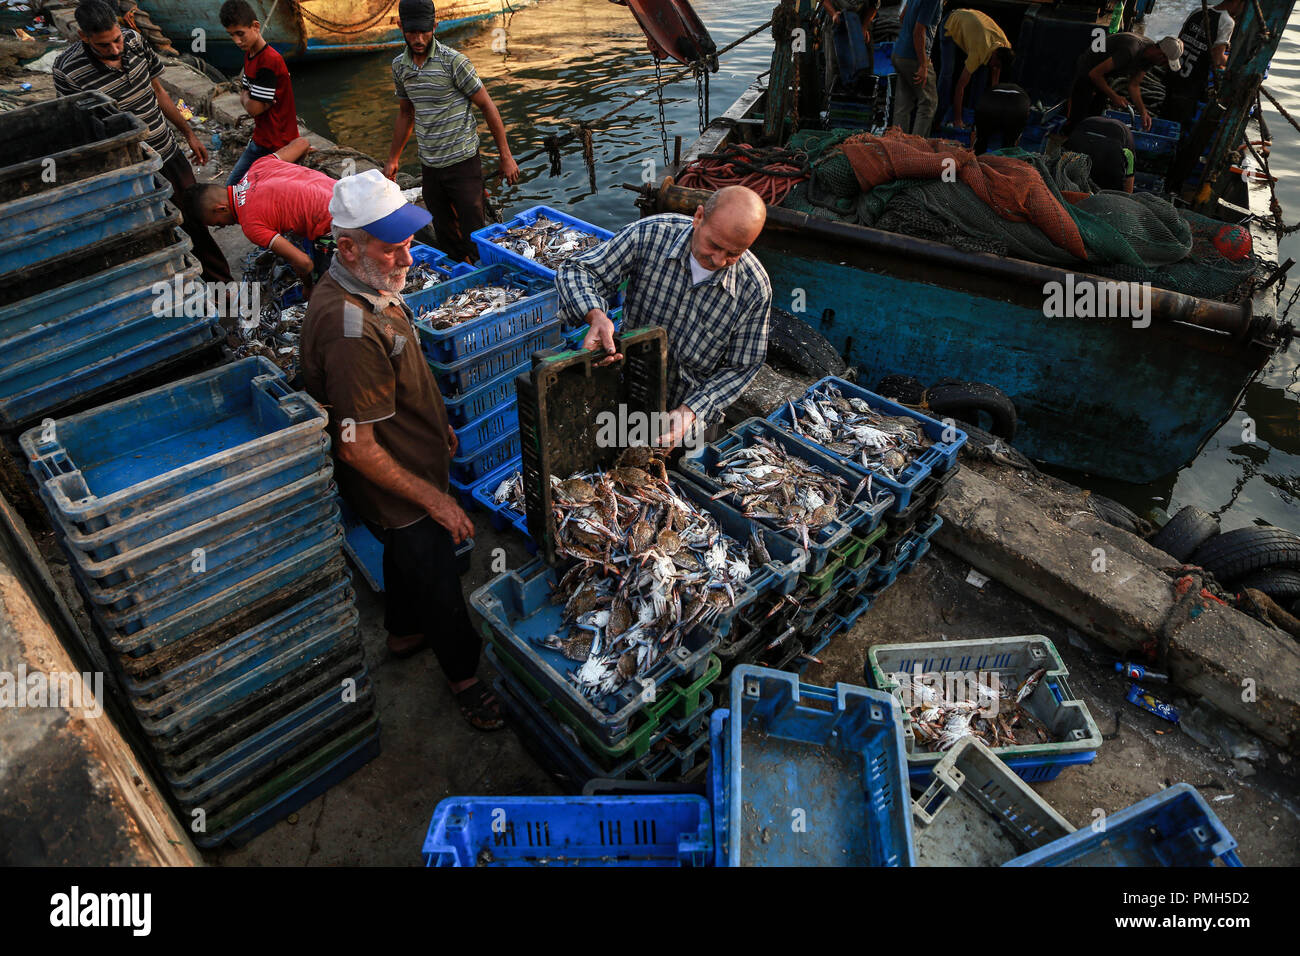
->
[449, 424, 521, 485]
[768, 376, 967, 513]
[85, 503, 341, 630]
[471, 205, 615, 281]
[409, 242, 477, 281]
[455, 398, 518, 457]
[1005, 783, 1241, 867]
[22, 356, 327, 530]
[470, 456, 528, 532]
[103, 532, 346, 657]
[489, 646, 712, 787]
[0, 319, 222, 428]
[412, 264, 559, 363]
[191, 718, 381, 849]
[1134, 171, 1166, 194]
[428, 319, 562, 397]
[724, 665, 915, 866]
[120, 573, 353, 701]
[873, 41, 894, 76]
[164, 676, 373, 801]
[442, 360, 526, 428]
[0, 144, 163, 238]
[0, 182, 175, 274]
[44, 437, 330, 561]
[423, 793, 711, 866]
[678, 417, 894, 574]
[867, 634, 1103, 781]
[707, 708, 730, 868]
[62, 465, 334, 585]
[1104, 108, 1181, 142]
[0, 227, 191, 340]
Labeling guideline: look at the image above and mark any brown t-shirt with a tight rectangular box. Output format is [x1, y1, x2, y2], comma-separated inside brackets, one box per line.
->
[299, 260, 450, 530]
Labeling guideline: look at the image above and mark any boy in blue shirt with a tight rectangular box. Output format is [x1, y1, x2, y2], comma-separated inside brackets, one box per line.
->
[892, 0, 944, 135]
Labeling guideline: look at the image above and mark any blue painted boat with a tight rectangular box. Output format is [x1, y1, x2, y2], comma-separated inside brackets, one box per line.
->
[647, 0, 1296, 485]
[140, 0, 535, 71]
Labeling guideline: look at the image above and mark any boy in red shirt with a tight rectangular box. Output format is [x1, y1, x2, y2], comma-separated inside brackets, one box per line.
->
[188, 137, 333, 292]
[221, 0, 297, 186]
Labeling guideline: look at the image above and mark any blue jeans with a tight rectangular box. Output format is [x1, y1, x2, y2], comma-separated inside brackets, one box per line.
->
[936, 35, 990, 129]
[226, 139, 274, 186]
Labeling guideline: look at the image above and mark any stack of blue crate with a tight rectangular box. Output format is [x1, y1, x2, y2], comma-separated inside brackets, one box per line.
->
[19, 357, 378, 848]
[0, 92, 222, 430]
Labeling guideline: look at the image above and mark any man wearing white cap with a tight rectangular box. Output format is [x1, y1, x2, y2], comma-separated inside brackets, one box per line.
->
[300, 169, 503, 732]
[1064, 32, 1183, 134]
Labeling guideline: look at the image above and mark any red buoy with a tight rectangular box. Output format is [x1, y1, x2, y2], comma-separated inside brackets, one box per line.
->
[1213, 224, 1252, 261]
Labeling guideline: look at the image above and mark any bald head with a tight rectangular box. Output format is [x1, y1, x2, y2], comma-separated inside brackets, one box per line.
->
[691, 185, 766, 271]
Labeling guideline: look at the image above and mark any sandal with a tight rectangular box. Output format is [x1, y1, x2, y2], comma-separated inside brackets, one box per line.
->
[455, 680, 505, 732]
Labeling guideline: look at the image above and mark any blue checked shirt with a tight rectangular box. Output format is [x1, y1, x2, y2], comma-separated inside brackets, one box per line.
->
[556, 214, 772, 425]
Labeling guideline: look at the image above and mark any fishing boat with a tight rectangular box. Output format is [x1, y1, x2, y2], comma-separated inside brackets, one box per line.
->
[140, 0, 533, 70]
[633, 0, 1297, 484]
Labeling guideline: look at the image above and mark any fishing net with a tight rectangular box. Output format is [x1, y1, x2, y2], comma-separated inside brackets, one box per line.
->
[778, 131, 1271, 300]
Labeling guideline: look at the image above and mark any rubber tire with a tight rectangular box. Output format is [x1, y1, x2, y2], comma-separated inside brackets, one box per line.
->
[923, 381, 1018, 440]
[1234, 567, 1300, 603]
[1189, 526, 1300, 583]
[1148, 505, 1220, 562]
[874, 374, 926, 405]
[766, 307, 848, 379]
[1087, 493, 1146, 536]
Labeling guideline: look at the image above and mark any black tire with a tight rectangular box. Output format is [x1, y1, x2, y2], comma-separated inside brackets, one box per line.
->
[1148, 506, 1220, 562]
[1087, 493, 1146, 536]
[874, 374, 926, 405]
[923, 381, 1018, 440]
[1189, 526, 1300, 583]
[766, 307, 848, 379]
[1234, 567, 1300, 603]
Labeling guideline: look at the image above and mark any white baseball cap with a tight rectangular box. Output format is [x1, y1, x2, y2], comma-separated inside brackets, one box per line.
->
[329, 168, 432, 243]
[1158, 36, 1183, 72]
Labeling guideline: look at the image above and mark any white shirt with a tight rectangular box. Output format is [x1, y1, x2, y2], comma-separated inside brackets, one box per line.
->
[689, 255, 717, 286]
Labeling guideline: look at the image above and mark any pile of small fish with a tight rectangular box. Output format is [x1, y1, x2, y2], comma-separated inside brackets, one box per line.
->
[490, 468, 526, 517]
[401, 263, 443, 295]
[784, 383, 932, 480]
[490, 215, 602, 271]
[417, 284, 527, 330]
[708, 434, 870, 549]
[898, 667, 1053, 752]
[538, 447, 768, 704]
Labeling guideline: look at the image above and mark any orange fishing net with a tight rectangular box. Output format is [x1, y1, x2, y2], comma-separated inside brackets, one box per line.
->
[839, 128, 1087, 259]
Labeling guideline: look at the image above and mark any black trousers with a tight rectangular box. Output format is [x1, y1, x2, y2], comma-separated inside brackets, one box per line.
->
[380, 515, 482, 683]
[159, 150, 233, 283]
[421, 153, 487, 264]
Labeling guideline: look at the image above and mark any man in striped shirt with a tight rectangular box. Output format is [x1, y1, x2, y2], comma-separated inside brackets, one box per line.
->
[53, 0, 231, 281]
[557, 186, 772, 448]
[382, 0, 518, 263]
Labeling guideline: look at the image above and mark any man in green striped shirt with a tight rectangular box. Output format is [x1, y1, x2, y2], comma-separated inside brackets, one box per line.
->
[383, 0, 519, 263]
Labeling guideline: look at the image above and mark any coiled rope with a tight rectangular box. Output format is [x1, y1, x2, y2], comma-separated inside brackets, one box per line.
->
[676, 143, 810, 204]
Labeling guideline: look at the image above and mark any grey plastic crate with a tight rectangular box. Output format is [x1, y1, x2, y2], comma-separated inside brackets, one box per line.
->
[911, 737, 1076, 866]
[866, 634, 1102, 773]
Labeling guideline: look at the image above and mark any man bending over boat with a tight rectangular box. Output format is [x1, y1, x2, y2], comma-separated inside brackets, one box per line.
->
[187, 137, 335, 293]
[1064, 32, 1183, 134]
[556, 185, 772, 450]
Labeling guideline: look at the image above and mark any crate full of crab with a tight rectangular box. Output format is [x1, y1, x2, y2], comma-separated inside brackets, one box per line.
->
[469, 327, 807, 747]
[864, 635, 1104, 784]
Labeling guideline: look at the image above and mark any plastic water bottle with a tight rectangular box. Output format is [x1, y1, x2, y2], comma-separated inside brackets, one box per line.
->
[206, 131, 222, 178]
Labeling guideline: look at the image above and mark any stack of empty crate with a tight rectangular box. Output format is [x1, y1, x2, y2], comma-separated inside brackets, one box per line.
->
[0, 92, 222, 432]
[20, 357, 377, 848]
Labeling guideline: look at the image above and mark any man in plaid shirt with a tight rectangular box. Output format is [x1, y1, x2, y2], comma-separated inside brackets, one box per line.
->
[556, 186, 771, 448]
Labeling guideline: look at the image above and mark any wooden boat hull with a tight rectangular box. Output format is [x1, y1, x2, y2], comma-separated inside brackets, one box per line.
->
[656, 83, 1289, 485]
[141, 0, 529, 70]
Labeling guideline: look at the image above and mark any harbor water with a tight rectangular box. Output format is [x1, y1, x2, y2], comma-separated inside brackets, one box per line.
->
[286, 0, 1299, 532]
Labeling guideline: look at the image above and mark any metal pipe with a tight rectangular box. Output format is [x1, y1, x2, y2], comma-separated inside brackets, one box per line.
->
[650, 182, 1259, 339]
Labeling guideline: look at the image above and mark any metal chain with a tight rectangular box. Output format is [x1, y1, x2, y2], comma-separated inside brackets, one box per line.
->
[653, 55, 670, 166]
[694, 60, 710, 133]
[1282, 276, 1300, 323]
